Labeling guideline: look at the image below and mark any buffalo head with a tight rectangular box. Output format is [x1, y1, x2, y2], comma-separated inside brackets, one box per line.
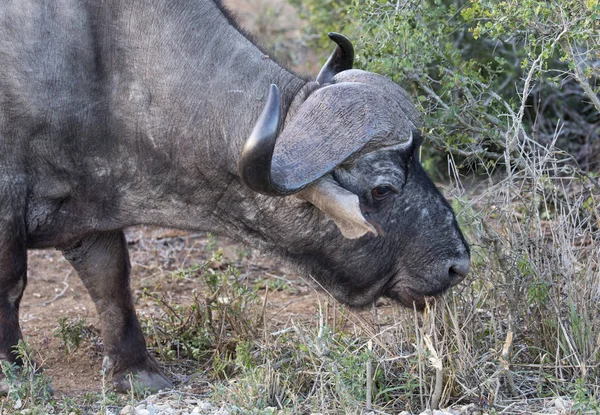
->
[239, 34, 470, 309]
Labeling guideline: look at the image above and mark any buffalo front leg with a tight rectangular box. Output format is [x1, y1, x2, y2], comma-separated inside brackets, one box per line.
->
[0, 221, 28, 395]
[61, 231, 172, 392]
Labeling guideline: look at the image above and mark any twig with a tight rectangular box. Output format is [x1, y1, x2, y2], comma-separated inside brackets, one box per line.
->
[575, 167, 600, 192]
[42, 270, 72, 306]
[408, 73, 488, 135]
[562, 39, 600, 115]
[143, 292, 184, 324]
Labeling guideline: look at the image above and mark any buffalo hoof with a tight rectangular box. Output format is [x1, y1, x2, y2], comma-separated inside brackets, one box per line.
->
[105, 356, 173, 394]
[113, 368, 173, 394]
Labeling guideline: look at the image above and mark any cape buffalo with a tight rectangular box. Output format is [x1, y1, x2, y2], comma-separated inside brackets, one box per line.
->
[0, 0, 470, 391]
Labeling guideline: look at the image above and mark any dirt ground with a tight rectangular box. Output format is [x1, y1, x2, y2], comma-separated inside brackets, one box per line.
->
[22, 227, 333, 398]
[16, 0, 367, 401]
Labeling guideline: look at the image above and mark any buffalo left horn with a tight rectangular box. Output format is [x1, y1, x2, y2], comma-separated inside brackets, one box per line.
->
[316, 32, 354, 85]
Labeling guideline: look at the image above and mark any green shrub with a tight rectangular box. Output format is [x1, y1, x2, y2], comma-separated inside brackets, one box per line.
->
[54, 317, 98, 354]
[293, 0, 600, 175]
[140, 249, 262, 362]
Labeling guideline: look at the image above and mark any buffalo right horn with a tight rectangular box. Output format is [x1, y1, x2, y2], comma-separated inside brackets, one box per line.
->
[238, 84, 298, 196]
[316, 33, 354, 85]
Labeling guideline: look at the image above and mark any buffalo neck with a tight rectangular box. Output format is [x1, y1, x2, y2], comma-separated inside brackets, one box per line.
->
[101, 1, 307, 233]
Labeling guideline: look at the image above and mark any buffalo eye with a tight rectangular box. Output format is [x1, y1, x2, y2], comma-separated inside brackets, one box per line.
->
[371, 185, 394, 200]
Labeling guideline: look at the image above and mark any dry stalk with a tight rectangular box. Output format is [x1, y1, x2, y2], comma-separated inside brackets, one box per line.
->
[366, 339, 373, 410]
[413, 305, 425, 410]
[499, 331, 518, 398]
[424, 334, 443, 409]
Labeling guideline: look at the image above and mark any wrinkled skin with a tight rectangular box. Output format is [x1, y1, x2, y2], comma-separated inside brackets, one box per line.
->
[0, 0, 469, 393]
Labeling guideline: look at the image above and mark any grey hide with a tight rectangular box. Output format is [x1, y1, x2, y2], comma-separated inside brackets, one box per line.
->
[0, 0, 470, 393]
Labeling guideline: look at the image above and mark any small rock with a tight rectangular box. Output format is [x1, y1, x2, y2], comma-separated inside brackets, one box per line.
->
[549, 397, 572, 411]
[120, 405, 133, 415]
[459, 404, 482, 415]
[197, 401, 214, 411]
[133, 404, 150, 415]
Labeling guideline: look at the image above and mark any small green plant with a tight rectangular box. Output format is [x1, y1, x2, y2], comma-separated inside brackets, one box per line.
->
[172, 263, 200, 281]
[572, 378, 600, 414]
[54, 316, 97, 354]
[0, 339, 53, 411]
[254, 276, 296, 294]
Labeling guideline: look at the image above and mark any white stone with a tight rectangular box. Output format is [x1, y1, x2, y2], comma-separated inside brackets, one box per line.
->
[13, 398, 22, 410]
[119, 405, 133, 415]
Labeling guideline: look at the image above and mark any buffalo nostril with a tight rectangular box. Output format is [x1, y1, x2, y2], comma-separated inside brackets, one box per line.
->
[448, 258, 470, 286]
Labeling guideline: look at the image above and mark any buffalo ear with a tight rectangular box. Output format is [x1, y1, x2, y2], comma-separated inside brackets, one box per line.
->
[297, 176, 378, 239]
[316, 33, 354, 85]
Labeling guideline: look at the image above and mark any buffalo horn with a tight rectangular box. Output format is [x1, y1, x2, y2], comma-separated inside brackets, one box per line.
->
[297, 176, 379, 239]
[238, 84, 296, 196]
[316, 33, 354, 85]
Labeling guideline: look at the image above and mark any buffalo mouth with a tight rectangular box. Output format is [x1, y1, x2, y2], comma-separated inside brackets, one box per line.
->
[384, 281, 452, 311]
